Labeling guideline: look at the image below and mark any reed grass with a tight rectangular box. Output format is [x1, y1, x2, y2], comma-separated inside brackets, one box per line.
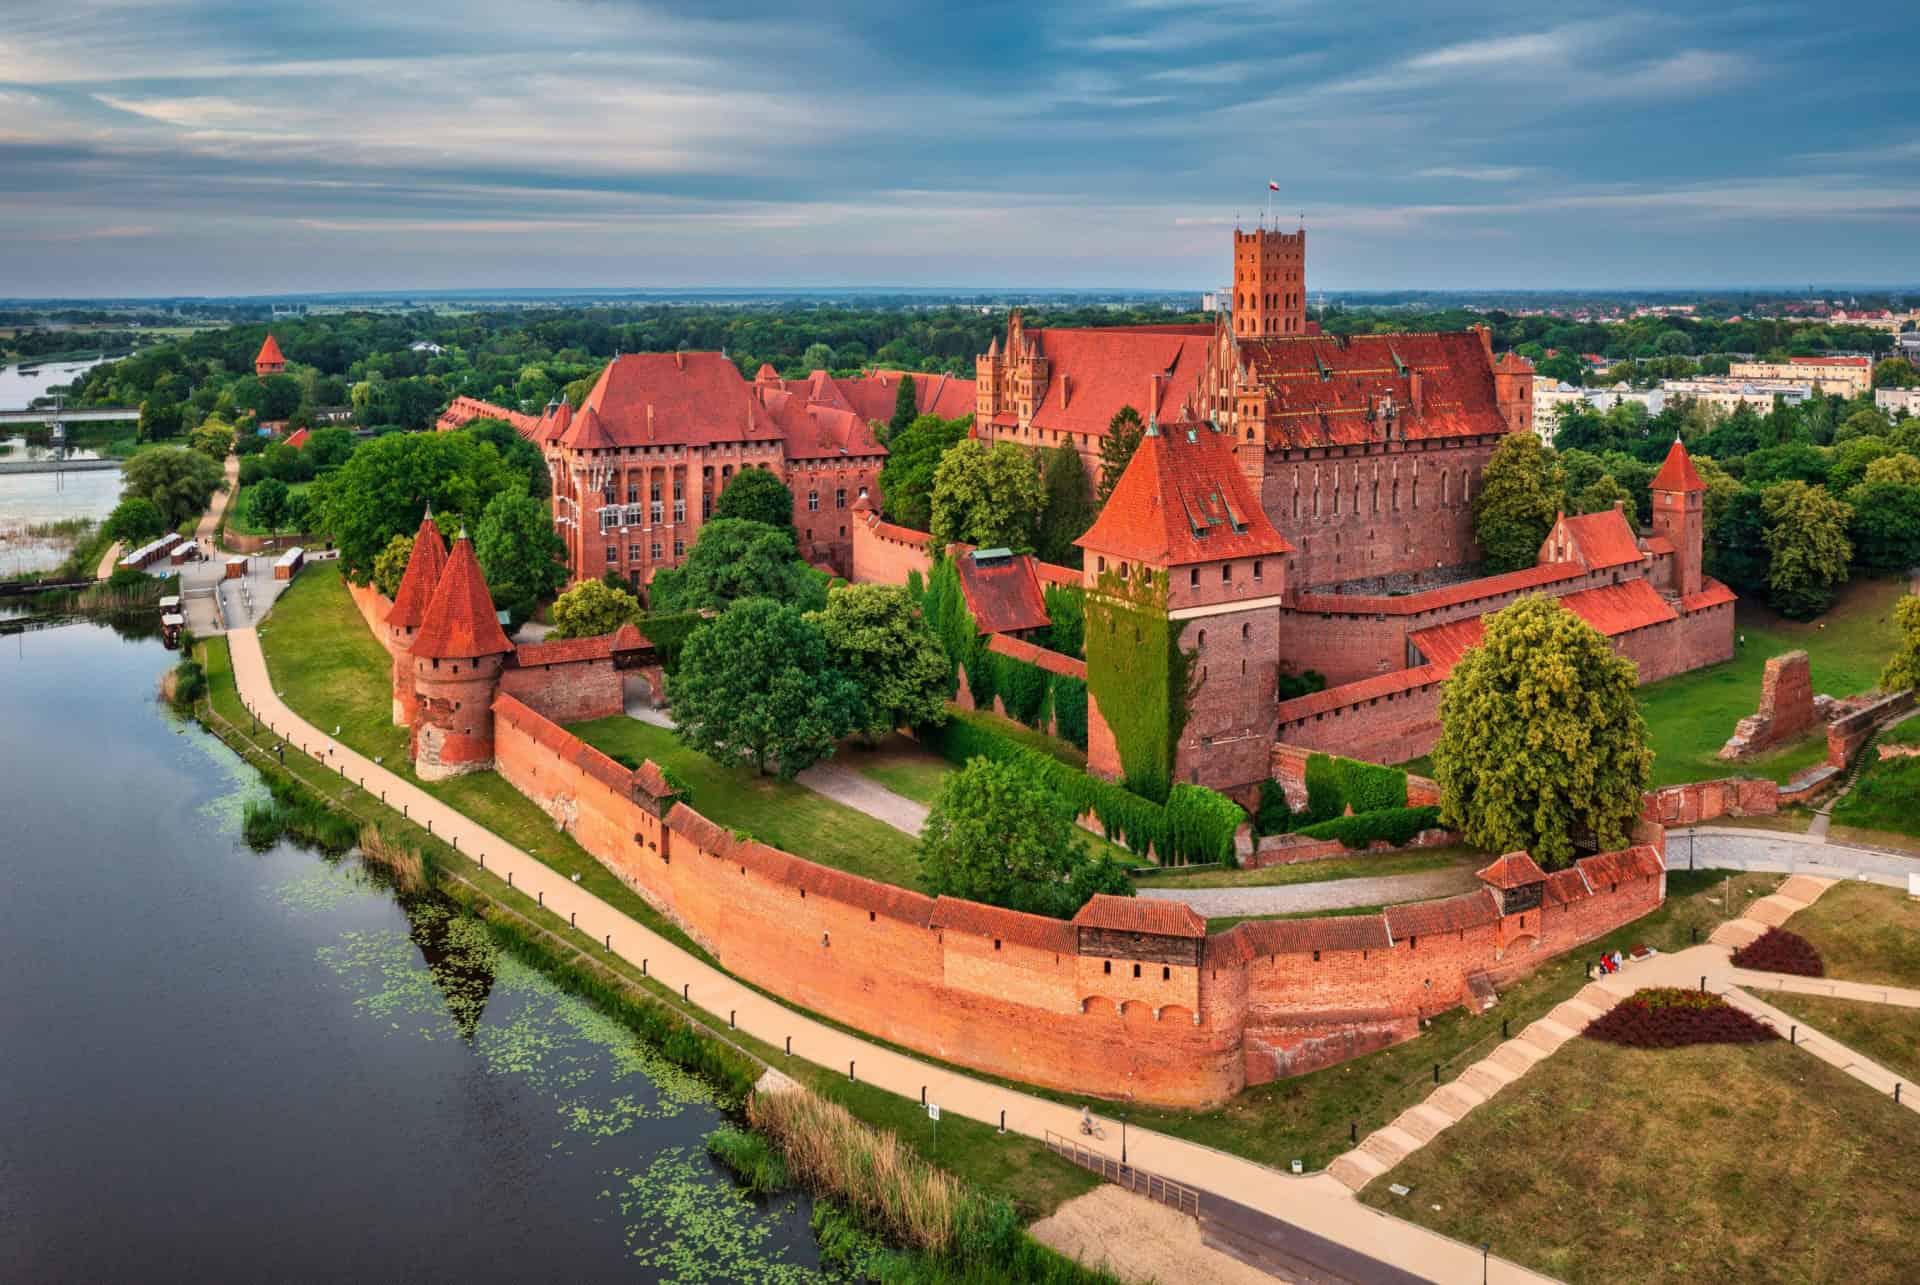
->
[705, 1126, 792, 1196]
[356, 824, 430, 895]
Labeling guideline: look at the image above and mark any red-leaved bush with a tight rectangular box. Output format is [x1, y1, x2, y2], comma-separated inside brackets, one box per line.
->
[1583, 988, 1780, 1048]
[1730, 927, 1825, 977]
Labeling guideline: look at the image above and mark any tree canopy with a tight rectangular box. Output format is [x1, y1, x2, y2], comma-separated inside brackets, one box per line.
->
[1472, 432, 1563, 572]
[810, 583, 949, 742]
[102, 496, 165, 546]
[1097, 405, 1144, 506]
[889, 373, 918, 437]
[1434, 595, 1652, 869]
[245, 476, 292, 534]
[1761, 480, 1852, 619]
[711, 468, 795, 528]
[474, 489, 567, 626]
[877, 413, 968, 532]
[648, 518, 825, 614]
[371, 530, 418, 598]
[672, 599, 861, 779]
[308, 430, 522, 581]
[929, 438, 1045, 551]
[1881, 594, 1920, 693]
[548, 578, 641, 640]
[1035, 444, 1094, 568]
[120, 446, 224, 530]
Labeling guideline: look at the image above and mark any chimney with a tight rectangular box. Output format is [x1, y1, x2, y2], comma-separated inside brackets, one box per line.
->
[1147, 373, 1165, 421]
[1060, 374, 1071, 409]
[647, 404, 655, 440]
[674, 350, 685, 371]
[1408, 369, 1424, 414]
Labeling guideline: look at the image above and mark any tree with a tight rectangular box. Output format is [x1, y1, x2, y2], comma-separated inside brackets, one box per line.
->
[549, 578, 641, 640]
[917, 757, 1131, 918]
[929, 438, 1045, 551]
[650, 518, 824, 614]
[309, 430, 520, 580]
[877, 413, 968, 531]
[1098, 405, 1145, 505]
[1434, 595, 1652, 869]
[1573, 472, 1631, 515]
[246, 477, 291, 534]
[1828, 435, 1892, 493]
[1762, 480, 1852, 620]
[188, 416, 232, 461]
[1707, 487, 1771, 596]
[1835, 407, 1891, 443]
[1863, 453, 1920, 487]
[371, 531, 417, 598]
[889, 374, 918, 437]
[1035, 444, 1094, 567]
[474, 489, 567, 626]
[102, 496, 165, 545]
[137, 397, 183, 442]
[801, 342, 835, 371]
[121, 446, 224, 530]
[672, 599, 860, 778]
[1743, 442, 1829, 488]
[811, 583, 949, 741]
[1844, 480, 1920, 571]
[459, 417, 549, 500]
[711, 468, 794, 528]
[1472, 433, 1563, 572]
[1873, 357, 1919, 390]
[304, 426, 357, 471]
[1881, 595, 1920, 693]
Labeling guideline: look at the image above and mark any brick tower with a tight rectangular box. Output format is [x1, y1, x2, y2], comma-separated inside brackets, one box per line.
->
[385, 509, 447, 726]
[255, 333, 286, 377]
[1232, 227, 1306, 339]
[409, 530, 514, 781]
[1650, 436, 1706, 598]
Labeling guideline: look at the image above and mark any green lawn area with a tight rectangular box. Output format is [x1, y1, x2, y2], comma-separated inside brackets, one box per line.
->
[1361, 1038, 1920, 1285]
[1830, 714, 1920, 841]
[1759, 991, 1920, 1086]
[1206, 904, 1384, 932]
[226, 480, 313, 536]
[1637, 576, 1908, 787]
[1780, 881, 1920, 990]
[567, 715, 926, 890]
[1134, 846, 1481, 890]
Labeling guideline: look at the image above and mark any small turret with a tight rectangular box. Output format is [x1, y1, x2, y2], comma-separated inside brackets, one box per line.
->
[1650, 436, 1706, 598]
[386, 509, 448, 726]
[409, 530, 514, 780]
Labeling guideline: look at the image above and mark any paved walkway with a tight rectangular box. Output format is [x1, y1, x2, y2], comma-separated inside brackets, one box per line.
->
[1141, 866, 1483, 920]
[1668, 825, 1920, 889]
[196, 455, 240, 546]
[230, 625, 1556, 1285]
[94, 540, 122, 581]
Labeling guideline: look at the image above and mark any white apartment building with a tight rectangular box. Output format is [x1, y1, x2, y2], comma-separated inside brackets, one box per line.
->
[1875, 386, 1920, 418]
[1531, 378, 1666, 442]
[1728, 357, 1872, 398]
[1663, 378, 1813, 415]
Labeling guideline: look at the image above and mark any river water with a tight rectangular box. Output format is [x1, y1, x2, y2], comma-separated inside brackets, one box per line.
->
[0, 359, 123, 574]
[0, 620, 831, 1281]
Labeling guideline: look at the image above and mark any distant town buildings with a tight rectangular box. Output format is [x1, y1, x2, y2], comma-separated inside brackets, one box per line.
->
[1876, 386, 1920, 418]
[1661, 377, 1815, 415]
[1531, 381, 1667, 441]
[1729, 356, 1872, 399]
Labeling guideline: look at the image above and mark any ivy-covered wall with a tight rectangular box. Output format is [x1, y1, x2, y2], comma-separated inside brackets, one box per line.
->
[1083, 568, 1190, 806]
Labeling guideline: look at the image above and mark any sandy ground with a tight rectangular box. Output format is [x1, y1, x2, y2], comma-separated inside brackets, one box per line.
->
[1030, 1186, 1290, 1285]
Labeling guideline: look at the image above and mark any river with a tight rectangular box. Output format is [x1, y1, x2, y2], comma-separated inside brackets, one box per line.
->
[0, 359, 122, 575]
[0, 619, 833, 1281]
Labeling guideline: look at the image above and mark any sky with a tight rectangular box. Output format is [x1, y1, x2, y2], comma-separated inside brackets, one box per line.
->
[0, 0, 1916, 297]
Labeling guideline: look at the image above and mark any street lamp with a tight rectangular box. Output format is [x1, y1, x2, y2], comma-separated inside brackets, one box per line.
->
[1482, 1243, 1490, 1284]
[1120, 1113, 1127, 1167]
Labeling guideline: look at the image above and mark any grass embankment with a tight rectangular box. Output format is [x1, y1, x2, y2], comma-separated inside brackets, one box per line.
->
[198, 634, 1099, 1231]
[1205, 904, 1385, 933]
[1831, 717, 1920, 843]
[569, 715, 925, 889]
[1361, 1038, 1919, 1284]
[1757, 991, 1920, 1085]
[1636, 577, 1906, 787]
[1780, 881, 1920, 990]
[1134, 846, 1480, 890]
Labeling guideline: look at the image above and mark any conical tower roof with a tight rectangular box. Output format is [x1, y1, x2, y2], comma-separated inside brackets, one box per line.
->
[387, 511, 448, 629]
[1650, 436, 1705, 493]
[412, 532, 513, 659]
[256, 333, 284, 366]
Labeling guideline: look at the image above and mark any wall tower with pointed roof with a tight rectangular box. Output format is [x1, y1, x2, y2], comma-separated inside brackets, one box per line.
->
[409, 530, 515, 780]
[386, 510, 448, 725]
[1650, 437, 1706, 598]
[255, 333, 286, 377]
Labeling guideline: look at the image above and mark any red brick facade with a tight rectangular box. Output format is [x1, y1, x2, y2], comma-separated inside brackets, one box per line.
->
[491, 692, 1668, 1106]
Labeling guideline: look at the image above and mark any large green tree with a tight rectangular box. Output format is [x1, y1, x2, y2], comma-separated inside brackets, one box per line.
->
[672, 599, 861, 778]
[1035, 444, 1094, 568]
[474, 489, 567, 626]
[877, 413, 969, 531]
[1881, 594, 1920, 693]
[929, 438, 1045, 551]
[1873, 357, 1919, 389]
[810, 583, 949, 742]
[1097, 405, 1145, 505]
[917, 757, 1132, 918]
[246, 476, 291, 534]
[649, 518, 825, 614]
[1706, 487, 1771, 596]
[120, 446, 224, 530]
[889, 374, 918, 437]
[102, 496, 165, 546]
[1472, 433, 1564, 572]
[711, 468, 795, 528]
[1844, 479, 1920, 571]
[1761, 480, 1852, 620]
[460, 418, 550, 500]
[309, 430, 520, 581]
[371, 530, 419, 598]
[1434, 595, 1652, 869]
[548, 578, 641, 640]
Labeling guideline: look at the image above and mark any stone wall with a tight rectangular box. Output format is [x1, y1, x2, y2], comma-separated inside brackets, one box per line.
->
[1720, 651, 1815, 759]
[1826, 690, 1916, 767]
[850, 511, 935, 588]
[1245, 827, 1458, 869]
[499, 657, 624, 726]
[1642, 777, 1781, 826]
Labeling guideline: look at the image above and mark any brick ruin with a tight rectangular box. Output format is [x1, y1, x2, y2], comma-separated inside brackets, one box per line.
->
[1720, 650, 1817, 759]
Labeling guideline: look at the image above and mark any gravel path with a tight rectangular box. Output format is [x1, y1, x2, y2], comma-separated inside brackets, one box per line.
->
[1669, 826, 1920, 890]
[1139, 866, 1483, 918]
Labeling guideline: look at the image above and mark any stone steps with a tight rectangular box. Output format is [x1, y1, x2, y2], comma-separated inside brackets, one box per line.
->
[1711, 919, 1765, 948]
[1519, 1017, 1576, 1053]
[1747, 896, 1798, 928]
[1490, 1040, 1546, 1076]
[1548, 999, 1603, 1031]
[1576, 983, 1620, 1010]
[1389, 1103, 1455, 1144]
[1359, 1125, 1421, 1168]
[1777, 874, 1836, 905]
[1459, 1064, 1511, 1100]
[1427, 1081, 1486, 1118]
[1327, 1149, 1387, 1192]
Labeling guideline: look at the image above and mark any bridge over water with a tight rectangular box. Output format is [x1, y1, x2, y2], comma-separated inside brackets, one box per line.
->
[0, 406, 141, 425]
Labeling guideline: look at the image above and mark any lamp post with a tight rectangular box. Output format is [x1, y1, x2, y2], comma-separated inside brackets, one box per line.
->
[1120, 1113, 1128, 1167]
[1483, 1243, 1490, 1284]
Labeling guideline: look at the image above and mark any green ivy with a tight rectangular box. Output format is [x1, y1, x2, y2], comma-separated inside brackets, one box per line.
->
[1304, 753, 1346, 823]
[1040, 583, 1085, 659]
[1083, 568, 1188, 806]
[1254, 779, 1294, 837]
[1303, 752, 1408, 822]
[636, 611, 705, 673]
[1051, 675, 1089, 751]
[1294, 805, 1443, 850]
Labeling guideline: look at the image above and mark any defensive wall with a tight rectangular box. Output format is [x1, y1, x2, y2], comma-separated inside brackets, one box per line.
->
[490, 691, 1667, 1106]
[851, 510, 936, 587]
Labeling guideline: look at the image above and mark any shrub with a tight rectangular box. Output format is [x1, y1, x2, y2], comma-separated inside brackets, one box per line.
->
[1303, 753, 1345, 823]
[1336, 756, 1407, 813]
[1583, 988, 1781, 1048]
[1294, 805, 1442, 850]
[1254, 779, 1293, 837]
[1730, 927, 1825, 977]
[1050, 676, 1088, 751]
[1165, 783, 1244, 866]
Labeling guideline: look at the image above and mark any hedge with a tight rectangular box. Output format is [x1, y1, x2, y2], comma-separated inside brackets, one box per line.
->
[1303, 752, 1409, 822]
[1294, 805, 1442, 850]
[1254, 779, 1293, 837]
[917, 717, 1241, 865]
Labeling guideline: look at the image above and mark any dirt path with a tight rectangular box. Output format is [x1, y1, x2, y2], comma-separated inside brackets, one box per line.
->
[196, 454, 240, 547]
[1031, 1187, 1286, 1285]
[95, 540, 122, 581]
[1138, 866, 1482, 918]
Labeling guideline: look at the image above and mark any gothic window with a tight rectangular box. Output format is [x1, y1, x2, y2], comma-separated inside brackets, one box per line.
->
[1331, 467, 1340, 515]
[1441, 471, 1450, 505]
[1411, 472, 1420, 510]
[835, 488, 846, 508]
[1189, 568, 1200, 588]
[1196, 629, 1207, 648]
[1242, 622, 1251, 640]
[1392, 478, 1400, 512]
[808, 490, 820, 511]
[1252, 559, 1263, 581]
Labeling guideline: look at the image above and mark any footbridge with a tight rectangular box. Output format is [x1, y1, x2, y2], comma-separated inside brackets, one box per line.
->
[0, 406, 141, 424]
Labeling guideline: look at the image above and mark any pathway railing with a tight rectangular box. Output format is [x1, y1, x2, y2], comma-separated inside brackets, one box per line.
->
[1043, 1130, 1200, 1218]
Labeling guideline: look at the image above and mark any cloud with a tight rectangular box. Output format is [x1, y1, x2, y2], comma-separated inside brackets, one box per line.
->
[1416, 166, 1533, 182]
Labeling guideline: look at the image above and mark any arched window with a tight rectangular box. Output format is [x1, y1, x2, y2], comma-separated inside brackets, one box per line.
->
[1196, 629, 1207, 649]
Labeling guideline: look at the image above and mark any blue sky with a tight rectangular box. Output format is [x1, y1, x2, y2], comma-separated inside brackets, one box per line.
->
[0, 0, 1915, 296]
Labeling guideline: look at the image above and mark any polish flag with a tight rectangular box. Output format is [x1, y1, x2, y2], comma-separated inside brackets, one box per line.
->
[1268, 181, 1280, 191]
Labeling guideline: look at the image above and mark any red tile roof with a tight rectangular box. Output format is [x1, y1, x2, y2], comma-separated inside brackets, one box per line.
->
[953, 548, 1051, 634]
[1650, 437, 1706, 493]
[778, 369, 976, 424]
[609, 621, 651, 653]
[436, 394, 541, 438]
[1238, 331, 1515, 446]
[1223, 913, 1392, 958]
[513, 634, 616, 667]
[255, 333, 284, 367]
[284, 427, 310, 449]
[411, 535, 513, 659]
[1292, 562, 1585, 617]
[1274, 663, 1445, 722]
[1790, 355, 1870, 367]
[1681, 579, 1738, 612]
[1010, 327, 1212, 441]
[632, 759, 676, 801]
[1073, 894, 1206, 937]
[1409, 580, 1677, 674]
[1543, 867, 1593, 907]
[1034, 561, 1080, 588]
[1553, 508, 1645, 571]
[558, 404, 621, 451]
[1076, 422, 1293, 566]
[751, 384, 885, 461]
[930, 897, 1076, 953]
[1576, 845, 1664, 888]
[1385, 889, 1500, 939]
[986, 632, 1086, 680]
[387, 512, 448, 631]
[1476, 851, 1548, 890]
[1406, 617, 1486, 671]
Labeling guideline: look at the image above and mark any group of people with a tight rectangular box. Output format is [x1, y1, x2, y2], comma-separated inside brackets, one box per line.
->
[1596, 948, 1626, 975]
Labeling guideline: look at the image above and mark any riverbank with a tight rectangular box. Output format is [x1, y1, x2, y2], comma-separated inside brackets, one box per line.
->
[189, 636, 1113, 1282]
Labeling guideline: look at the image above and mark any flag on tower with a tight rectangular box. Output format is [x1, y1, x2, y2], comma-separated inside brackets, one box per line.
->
[1268, 181, 1280, 191]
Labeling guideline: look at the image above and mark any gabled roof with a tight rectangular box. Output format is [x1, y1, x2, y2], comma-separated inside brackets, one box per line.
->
[1550, 507, 1645, 571]
[1681, 579, 1738, 612]
[1075, 422, 1293, 566]
[1073, 894, 1206, 938]
[1004, 326, 1211, 439]
[1476, 851, 1548, 891]
[1237, 331, 1515, 447]
[1650, 437, 1706, 493]
[767, 369, 977, 423]
[1409, 579, 1678, 673]
[255, 333, 284, 366]
[436, 394, 541, 438]
[1384, 888, 1500, 938]
[930, 897, 1076, 953]
[387, 513, 448, 630]
[986, 632, 1086, 680]
[558, 404, 621, 451]
[284, 427, 310, 449]
[952, 548, 1050, 635]
[411, 534, 513, 659]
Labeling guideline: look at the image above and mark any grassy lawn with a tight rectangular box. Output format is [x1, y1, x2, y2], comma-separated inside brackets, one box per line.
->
[1637, 576, 1907, 787]
[1781, 881, 1920, 990]
[1758, 991, 1920, 1085]
[1206, 904, 1384, 932]
[1038, 868, 1781, 1172]
[1361, 1038, 1919, 1285]
[567, 715, 926, 890]
[226, 480, 313, 536]
[1831, 743, 1920, 841]
[846, 734, 952, 804]
[1134, 846, 1481, 890]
